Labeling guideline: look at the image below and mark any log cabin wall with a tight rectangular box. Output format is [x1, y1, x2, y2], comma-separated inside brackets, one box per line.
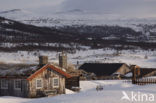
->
[28, 68, 65, 98]
[66, 76, 79, 90]
[0, 78, 29, 97]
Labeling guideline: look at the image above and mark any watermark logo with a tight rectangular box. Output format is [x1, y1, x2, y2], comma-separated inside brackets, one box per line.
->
[121, 91, 154, 102]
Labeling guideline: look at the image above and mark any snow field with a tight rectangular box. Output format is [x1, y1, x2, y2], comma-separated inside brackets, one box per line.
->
[0, 49, 155, 68]
[1, 80, 156, 103]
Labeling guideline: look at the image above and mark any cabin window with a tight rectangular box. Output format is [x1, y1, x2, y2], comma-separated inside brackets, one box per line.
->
[36, 79, 43, 89]
[53, 77, 59, 88]
[14, 80, 21, 90]
[1, 79, 8, 89]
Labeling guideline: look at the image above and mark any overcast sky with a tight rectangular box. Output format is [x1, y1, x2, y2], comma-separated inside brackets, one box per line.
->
[0, 0, 156, 18]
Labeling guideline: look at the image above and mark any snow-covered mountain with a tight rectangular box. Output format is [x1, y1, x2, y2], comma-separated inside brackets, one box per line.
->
[1, 0, 156, 27]
[1, 16, 156, 50]
[1, 8, 156, 28]
[0, 9, 37, 21]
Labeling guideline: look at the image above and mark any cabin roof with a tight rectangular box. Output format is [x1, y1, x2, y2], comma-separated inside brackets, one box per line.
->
[0, 64, 38, 77]
[0, 63, 71, 79]
[79, 63, 127, 76]
[27, 64, 71, 80]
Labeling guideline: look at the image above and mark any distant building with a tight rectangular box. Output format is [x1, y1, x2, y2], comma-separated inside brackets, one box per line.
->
[79, 63, 130, 80]
[0, 56, 71, 98]
[131, 65, 156, 78]
[131, 65, 156, 84]
[139, 68, 156, 77]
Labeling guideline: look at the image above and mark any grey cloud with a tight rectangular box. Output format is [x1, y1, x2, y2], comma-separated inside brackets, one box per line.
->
[0, 0, 156, 18]
[61, 0, 156, 16]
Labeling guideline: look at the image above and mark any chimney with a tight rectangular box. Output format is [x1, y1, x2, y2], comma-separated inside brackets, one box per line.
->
[59, 52, 67, 69]
[39, 56, 48, 67]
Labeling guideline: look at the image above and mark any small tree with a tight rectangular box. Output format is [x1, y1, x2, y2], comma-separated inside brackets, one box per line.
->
[144, 55, 148, 59]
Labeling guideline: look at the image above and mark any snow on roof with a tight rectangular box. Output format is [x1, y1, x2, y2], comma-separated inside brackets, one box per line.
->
[0, 63, 71, 79]
[0, 64, 38, 77]
[125, 72, 132, 77]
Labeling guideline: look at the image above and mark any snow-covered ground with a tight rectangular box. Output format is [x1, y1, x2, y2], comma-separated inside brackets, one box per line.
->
[0, 48, 155, 68]
[1, 80, 156, 103]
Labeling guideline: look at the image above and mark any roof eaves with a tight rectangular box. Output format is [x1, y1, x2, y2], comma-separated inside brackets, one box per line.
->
[27, 64, 71, 81]
[49, 65, 71, 78]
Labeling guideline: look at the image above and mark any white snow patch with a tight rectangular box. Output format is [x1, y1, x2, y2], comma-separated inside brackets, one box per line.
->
[65, 89, 75, 94]
[0, 49, 156, 68]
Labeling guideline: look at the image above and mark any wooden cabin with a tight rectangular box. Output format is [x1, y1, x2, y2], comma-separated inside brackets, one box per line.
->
[79, 63, 130, 80]
[0, 56, 71, 98]
[66, 76, 80, 91]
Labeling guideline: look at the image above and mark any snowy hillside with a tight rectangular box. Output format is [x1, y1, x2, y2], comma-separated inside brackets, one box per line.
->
[1, 8, 156, 28]
[0, 15, 156, 68]
[1, 80, 156, 103]
[1, 9, 156, 44]
[1, 0, 156, 28]
[1, 16, 156, 51]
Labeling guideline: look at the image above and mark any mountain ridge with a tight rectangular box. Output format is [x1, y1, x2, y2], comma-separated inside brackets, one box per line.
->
[0, 16, 156, 52]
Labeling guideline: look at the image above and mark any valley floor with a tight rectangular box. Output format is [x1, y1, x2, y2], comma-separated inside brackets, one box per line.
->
[0, 49, 156, 68]
[1, 80, 156, 103]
